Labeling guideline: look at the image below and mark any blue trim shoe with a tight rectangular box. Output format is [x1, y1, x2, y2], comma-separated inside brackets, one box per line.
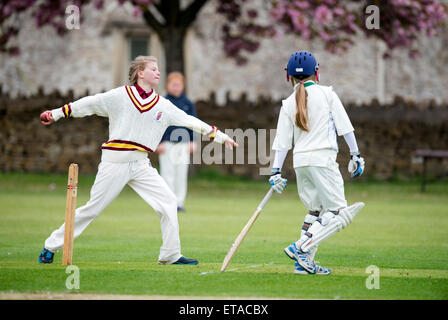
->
[315, 265, 331, 275]
[284, 242, 316, 274]
[172, 256, 198, 265]
[293, 262, 309, 275]
[38, 248, 54, 264]
[294, 262, 331, 275]
[296, 252, 316, 274]
[284, 242, 300, 261]
[177, 206, 185, 212]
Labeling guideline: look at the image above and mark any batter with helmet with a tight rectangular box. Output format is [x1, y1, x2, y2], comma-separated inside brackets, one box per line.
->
[269, 50, 366, 275]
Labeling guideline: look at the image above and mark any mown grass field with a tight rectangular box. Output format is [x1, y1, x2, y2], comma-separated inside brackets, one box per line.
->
[0, 170, 447, 300]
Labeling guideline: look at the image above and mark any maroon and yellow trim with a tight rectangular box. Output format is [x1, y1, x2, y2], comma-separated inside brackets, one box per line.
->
[61, 104, 72, 118]
[101, 140, 153, 153]
[208, 126, 218, 140]
[125, 86, 159, 113]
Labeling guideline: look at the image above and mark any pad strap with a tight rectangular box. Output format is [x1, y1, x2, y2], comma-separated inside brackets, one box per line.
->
[300, 210, 320, 234]
[302, 222, 311, 231]
[309, 210, 320, 217]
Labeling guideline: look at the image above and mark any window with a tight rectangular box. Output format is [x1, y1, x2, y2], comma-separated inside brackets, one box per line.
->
[129, 37, 149, 61]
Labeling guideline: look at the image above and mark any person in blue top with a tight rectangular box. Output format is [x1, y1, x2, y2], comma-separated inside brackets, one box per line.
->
[156, 72, 197, 212]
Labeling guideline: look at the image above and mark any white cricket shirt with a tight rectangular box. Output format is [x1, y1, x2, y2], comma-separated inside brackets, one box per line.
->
[51, 86, 227, 162]
[272, 80, 354, 167]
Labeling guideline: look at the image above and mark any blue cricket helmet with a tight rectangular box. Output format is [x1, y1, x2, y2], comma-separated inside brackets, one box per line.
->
[285, 51, 319, 78]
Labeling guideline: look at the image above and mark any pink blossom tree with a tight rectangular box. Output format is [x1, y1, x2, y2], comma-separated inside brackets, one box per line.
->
[1, 0, 446, 73]
[223, 0, 447, 63]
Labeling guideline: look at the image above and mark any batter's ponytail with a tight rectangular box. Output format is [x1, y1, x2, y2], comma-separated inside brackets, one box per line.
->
[292, 77, 309, 132]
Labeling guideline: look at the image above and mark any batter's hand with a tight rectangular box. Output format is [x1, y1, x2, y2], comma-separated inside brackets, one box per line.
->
[224, 137, 238, 150]
[348, 152, 365, 178]
[40, 111, 54, 125]
[269, 170, 287, 194]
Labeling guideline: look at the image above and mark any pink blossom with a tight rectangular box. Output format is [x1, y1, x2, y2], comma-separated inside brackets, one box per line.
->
[133, 6, 142, 17]
[94, 0, 104, 10]
[334, 7, 345, 16]
[302, 27, 311, 40]
[314, 5, 333, 25]
[295, 1, 310, 10]
[287, 8, 301, 20]
[318, 30, 330, 41]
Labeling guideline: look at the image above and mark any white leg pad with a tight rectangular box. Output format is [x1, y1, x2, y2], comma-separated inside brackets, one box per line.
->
[298, 202, 365, 252]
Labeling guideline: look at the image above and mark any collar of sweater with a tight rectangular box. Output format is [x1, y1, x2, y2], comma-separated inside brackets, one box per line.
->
[293, 80, 315, 91]
[134, 83, 153, 99]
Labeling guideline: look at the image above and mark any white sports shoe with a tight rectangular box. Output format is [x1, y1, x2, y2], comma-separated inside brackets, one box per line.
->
[284, 242, 316, 274]
[294, 262, 331, 275]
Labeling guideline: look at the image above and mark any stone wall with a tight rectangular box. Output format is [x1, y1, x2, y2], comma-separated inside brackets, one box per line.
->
[194, 94, 448, 181]
[1, 90, 447, 182]
[0, 89, 108, 174]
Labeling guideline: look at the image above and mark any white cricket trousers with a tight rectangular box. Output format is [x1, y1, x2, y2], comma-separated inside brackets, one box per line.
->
[44, 158, 182, 264]
[159, 142, 190, 208]
[294, 163, 347, 212]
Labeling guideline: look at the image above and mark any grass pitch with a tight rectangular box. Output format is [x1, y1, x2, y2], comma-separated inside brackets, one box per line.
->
[0, 170, 447, 300]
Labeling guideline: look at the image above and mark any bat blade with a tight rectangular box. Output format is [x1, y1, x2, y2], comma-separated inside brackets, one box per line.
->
[220, 188, 274, 272]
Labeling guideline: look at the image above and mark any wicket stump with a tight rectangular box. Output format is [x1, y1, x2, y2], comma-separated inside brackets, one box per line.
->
[62, 163, 78, 265]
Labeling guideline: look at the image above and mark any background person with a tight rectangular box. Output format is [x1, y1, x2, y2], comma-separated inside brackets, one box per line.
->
[156, 72, 197, 212]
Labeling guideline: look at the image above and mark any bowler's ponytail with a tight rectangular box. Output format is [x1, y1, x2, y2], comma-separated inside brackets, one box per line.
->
[292, 78, 309, 132]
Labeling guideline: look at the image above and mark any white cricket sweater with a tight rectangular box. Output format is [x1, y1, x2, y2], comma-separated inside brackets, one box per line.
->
[272, 80, 354, 167]
[51, 85, 227, 162]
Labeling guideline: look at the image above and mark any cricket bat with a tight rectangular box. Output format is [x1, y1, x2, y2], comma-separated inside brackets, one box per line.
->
[220, 187, 274, 272]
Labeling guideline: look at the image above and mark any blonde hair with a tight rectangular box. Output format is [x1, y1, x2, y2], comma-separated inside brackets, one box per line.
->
[290, 75, 314, 132]
[128, 56, 158, 85]
[166, 72, 185, 87]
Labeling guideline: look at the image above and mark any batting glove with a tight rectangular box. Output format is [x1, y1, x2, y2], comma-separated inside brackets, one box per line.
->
[269, 169, 288, 194]
[348, 152, 365, 178]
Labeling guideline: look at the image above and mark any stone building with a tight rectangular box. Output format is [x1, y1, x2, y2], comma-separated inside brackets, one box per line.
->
[1, 1, 447, 179]
[1, 0, 448, 105]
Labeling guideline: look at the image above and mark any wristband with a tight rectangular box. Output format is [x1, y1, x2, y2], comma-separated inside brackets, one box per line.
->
[61, 104, 72, 118]
[208, 126, 218, 140]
